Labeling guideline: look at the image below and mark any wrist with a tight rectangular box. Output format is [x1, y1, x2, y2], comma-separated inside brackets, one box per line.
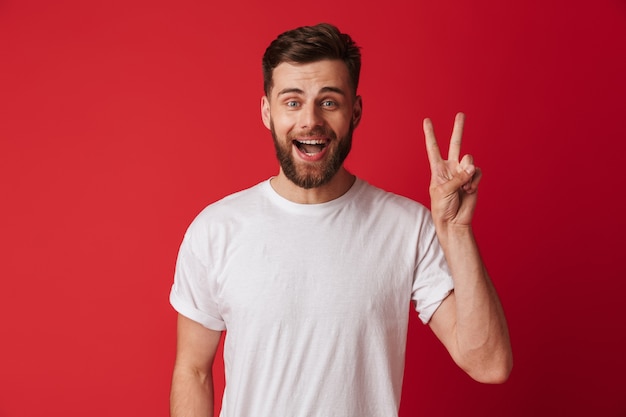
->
[435, 222, 474, 246]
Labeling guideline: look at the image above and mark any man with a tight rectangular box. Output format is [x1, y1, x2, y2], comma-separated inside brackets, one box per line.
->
[169, 23, 512, 417]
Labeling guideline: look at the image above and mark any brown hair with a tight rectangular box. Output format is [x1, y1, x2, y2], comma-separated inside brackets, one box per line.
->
[262, 23, 361, 96]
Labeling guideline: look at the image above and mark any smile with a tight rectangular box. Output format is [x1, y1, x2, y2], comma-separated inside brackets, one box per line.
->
[293, 139, 328, 156]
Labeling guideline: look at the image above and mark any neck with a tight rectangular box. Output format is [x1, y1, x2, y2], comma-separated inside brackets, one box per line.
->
[270, 167, 356, 204]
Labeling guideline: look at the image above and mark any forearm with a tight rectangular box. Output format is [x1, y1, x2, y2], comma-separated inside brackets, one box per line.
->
[438, 225, 512, 382]
[170, 365, 214, 417]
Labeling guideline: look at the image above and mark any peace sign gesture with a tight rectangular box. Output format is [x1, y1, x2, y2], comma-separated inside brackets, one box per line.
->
[423, 112, 482, 229]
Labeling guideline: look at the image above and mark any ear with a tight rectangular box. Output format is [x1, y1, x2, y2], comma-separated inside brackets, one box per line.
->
[261, 96, 271, 130]
[352, 95, 363, 128]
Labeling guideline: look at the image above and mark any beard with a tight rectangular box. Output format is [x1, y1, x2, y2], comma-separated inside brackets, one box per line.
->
[270, 121, 354, 189]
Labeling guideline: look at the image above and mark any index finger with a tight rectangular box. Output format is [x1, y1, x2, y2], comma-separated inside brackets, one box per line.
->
[423, 117, 443, 165]
[448, 112, 465, 162]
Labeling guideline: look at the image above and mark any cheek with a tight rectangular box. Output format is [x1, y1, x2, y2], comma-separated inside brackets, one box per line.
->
[330, 114, 353, 135]
[271, 114, 297, 137]
[270, 119, 292, 142]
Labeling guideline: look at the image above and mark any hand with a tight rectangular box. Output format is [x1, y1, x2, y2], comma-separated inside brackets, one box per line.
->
[423, 112, 482, 229]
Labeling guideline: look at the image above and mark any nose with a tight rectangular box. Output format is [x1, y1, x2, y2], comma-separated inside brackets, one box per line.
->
[299, 103, 324, 130]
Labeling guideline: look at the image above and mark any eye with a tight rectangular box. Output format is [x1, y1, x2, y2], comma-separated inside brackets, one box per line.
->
[286, 100, 300, 108]
[321, 100, 337, 108]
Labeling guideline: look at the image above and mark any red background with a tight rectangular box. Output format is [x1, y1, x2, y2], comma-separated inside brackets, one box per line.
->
[1, 0, 625, 416]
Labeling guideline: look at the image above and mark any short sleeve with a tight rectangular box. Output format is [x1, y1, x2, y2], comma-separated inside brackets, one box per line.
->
[169, 230, 226, 331]
[412, 217, 454, 324]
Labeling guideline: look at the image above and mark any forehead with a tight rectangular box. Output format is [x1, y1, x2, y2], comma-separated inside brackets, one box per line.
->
[270, 59, 351, 97]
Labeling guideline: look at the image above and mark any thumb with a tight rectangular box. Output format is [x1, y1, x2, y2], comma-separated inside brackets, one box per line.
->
[444, 165, 476, 191]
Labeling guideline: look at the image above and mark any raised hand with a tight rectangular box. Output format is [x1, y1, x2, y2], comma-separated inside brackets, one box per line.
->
[423, 112, 482, 229]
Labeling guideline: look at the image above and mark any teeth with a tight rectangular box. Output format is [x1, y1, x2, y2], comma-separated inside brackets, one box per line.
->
[297, 139, 325, 145]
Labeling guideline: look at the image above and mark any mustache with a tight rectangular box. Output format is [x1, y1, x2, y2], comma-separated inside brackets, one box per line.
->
[287, 126, 337, 140]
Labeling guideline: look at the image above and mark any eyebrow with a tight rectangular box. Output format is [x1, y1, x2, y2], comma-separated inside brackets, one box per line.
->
[276, 86, 347, 97]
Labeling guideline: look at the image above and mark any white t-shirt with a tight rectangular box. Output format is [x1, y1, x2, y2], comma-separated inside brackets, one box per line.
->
[170, 178, 453, 417]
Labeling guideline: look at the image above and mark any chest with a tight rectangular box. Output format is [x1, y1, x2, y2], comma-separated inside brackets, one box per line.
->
[212, 215, 415, 329]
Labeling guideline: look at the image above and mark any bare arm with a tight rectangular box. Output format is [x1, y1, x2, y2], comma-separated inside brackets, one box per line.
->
[171, 314, 223, 417]
[428, 232, 512, 383]
[423, 113, 512, 383]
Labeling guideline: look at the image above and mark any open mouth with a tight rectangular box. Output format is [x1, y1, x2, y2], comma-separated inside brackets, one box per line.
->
[293, 139, 328, 156]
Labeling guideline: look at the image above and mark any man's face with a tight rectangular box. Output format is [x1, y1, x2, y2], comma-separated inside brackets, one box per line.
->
[261, 59, 362, 189]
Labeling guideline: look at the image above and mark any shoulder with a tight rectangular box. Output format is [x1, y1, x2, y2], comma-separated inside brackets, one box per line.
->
[354, 178, 431, 219]
[194, 180, 267, 219]
[183, 179, 270, 240]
